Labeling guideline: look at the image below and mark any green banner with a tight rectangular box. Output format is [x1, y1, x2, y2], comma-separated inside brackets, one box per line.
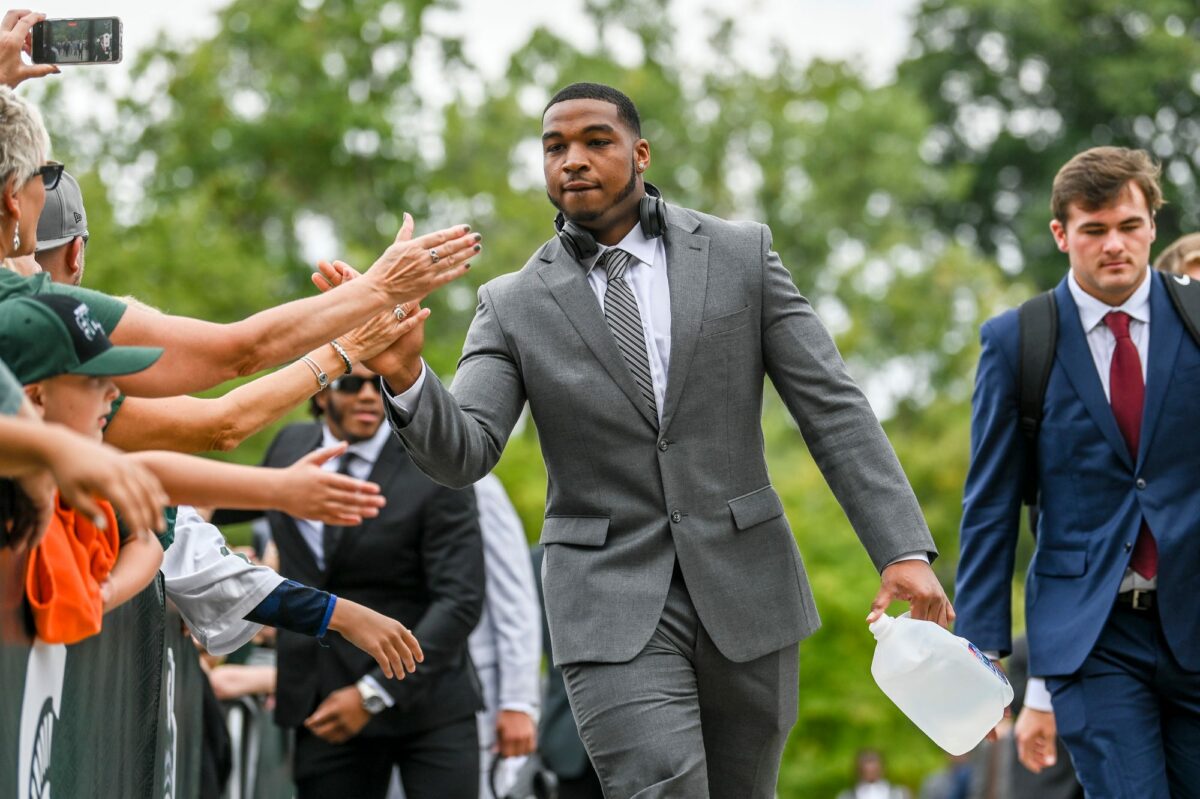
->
[0, 551, 203, 799]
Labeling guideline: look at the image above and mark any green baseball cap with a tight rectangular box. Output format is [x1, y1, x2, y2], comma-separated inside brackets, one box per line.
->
[0, 294, 162, 384]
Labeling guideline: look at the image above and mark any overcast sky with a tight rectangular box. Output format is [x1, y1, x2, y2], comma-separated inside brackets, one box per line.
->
[33, 0, 920, 101]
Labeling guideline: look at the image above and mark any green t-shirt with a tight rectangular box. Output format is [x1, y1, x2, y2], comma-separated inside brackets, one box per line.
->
[0, 269, 127, 335]
[0, 358, 22, 415]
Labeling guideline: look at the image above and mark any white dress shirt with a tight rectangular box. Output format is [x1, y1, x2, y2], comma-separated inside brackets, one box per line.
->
[1024, 266, 1155, 714]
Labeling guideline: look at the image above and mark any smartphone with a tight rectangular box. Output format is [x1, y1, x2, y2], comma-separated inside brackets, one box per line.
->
[30, 17, 122, 65]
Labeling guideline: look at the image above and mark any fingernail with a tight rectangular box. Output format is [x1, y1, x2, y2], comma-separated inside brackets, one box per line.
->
[473, 244, 481, 252]
[94, 514, 108, 530]
[473, 233, 482, 242]
[462, 225, 471, 233]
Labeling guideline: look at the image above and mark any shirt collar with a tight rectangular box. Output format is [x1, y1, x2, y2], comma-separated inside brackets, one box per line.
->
[1067, 265, 1152, 332]
[583, 222, 659, 275]
[320, 419, 391, 468]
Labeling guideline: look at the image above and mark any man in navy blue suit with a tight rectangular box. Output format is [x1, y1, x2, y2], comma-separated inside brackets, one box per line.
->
[956, 146, 1200, 798]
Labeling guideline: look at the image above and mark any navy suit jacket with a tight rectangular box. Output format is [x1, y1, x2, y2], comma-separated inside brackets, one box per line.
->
[956, 270, 1200, 678]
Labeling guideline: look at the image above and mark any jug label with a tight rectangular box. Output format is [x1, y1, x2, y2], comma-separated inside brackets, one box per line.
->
[965, 641, 1011, 686]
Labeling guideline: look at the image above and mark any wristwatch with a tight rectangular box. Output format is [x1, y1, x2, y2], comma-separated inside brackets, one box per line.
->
[355, 678, 388, 714]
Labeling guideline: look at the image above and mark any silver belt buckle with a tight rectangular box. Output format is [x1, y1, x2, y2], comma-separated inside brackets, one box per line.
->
[1129, 589, 1152, 611]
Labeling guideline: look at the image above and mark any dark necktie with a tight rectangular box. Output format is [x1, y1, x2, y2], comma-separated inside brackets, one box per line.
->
[321, 451, 358, 569]
[598, 247, 658, 423]
[1103, 311, 1157, 579]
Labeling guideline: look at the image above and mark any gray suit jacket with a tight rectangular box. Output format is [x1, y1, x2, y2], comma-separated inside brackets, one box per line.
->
[388, 204, 936, 666]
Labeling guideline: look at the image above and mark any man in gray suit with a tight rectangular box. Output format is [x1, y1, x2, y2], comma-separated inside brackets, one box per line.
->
[366, 82, 952, 798]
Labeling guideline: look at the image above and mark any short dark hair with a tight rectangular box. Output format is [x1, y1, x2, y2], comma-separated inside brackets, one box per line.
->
[544, 82, 642, 137]
[1051, 146, 1163, 225]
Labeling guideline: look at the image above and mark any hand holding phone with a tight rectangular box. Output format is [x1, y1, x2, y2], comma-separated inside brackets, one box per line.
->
[31, 16, 122, 65]
[0, 10, 59, 87]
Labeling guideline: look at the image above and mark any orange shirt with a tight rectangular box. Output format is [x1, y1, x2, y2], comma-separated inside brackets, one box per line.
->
[24, 494, 120, 644]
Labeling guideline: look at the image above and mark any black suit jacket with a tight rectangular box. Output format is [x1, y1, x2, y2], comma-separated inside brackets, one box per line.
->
[255, 422, 484, 737]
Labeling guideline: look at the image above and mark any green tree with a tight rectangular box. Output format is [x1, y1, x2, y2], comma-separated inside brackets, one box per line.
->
[900, 0, 1200, 287]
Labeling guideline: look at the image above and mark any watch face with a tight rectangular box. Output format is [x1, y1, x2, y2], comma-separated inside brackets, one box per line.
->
[364, 694, 386, 713]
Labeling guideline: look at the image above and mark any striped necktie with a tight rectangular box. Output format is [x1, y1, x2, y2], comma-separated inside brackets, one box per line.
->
[598, 247, 658, 424]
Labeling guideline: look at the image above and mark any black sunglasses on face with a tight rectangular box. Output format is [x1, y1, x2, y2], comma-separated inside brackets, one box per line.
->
[330, 375, 379, 394]
[32, 161, 65, 191]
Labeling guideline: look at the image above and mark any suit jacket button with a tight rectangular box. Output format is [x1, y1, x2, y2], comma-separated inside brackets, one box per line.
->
[1136, 478, 1147, 490]
[671, 510, 682, 523]
[1125, 542, 1133, 551]
[658, 440, 669, 451]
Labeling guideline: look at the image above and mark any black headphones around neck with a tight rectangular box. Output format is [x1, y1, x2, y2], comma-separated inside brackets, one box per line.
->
[553, 182, 667, 261]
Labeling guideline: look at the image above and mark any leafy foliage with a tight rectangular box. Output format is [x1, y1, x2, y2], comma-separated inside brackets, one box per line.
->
[26, 0, 1197, 793]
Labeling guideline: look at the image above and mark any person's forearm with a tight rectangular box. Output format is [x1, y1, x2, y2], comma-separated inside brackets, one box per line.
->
[104, 530, 164, 612]
[209, 664, 277, 701]
[128, 451, 288, 509]
[0, 419, 74, 477]
[107, 346, 346, 454]
[112, 277, 390, 397]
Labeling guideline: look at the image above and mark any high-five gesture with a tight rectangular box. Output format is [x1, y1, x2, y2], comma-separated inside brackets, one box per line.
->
[360, 213, 481, 306]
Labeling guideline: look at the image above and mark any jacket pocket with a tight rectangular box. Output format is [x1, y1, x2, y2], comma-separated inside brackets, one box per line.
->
[727, 485, 785, 531]
[540, 516, 609, 547]
[1033, 547, 1088, 577]
[701, 306, 751, 337]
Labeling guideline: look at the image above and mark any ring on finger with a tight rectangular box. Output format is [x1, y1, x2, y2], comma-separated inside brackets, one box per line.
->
[429, 248, 440, 264]
[393, 304, 407, 321]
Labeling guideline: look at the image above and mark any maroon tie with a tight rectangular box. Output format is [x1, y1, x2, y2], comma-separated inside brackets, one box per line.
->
[1103, 311, 1157, 579]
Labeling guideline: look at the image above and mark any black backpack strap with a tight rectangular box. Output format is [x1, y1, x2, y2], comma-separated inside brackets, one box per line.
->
[1017, 291, 1057, 508]
[1161, 271, 1200, 349]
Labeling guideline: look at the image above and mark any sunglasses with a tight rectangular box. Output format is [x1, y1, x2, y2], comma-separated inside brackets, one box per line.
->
[330, 375, 379, 394]
[32, 161, 65, 191]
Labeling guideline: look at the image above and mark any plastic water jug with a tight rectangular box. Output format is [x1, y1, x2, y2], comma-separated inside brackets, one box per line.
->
[869, 613, 1014, 755]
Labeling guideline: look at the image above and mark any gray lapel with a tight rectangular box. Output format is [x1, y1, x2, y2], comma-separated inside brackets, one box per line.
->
[660, 208, 709, 433]
[538, 238, 658, 430]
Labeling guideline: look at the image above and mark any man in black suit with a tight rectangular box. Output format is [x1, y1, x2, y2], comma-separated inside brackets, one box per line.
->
[254, 363, 485, 799]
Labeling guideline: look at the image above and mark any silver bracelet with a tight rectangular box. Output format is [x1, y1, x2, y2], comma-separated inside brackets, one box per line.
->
[329, 339, 353, 375]
[300, 355, 329, 389]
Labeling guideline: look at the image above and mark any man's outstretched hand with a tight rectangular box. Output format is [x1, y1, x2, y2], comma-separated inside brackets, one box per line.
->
[867, 559, 955, 629]
[312, 258, 430, 393]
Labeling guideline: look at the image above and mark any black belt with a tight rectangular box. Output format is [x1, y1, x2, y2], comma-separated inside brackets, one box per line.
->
[1116, 589, 1154, 611]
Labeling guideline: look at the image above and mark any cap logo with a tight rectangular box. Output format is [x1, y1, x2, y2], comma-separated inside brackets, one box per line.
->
[73, 212, 82, 223]
[73, 303, 105, 342]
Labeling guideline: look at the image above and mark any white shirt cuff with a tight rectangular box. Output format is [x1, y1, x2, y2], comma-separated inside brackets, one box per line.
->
[885, 550, 930, 567]
[359, 674, 396, 708]
[382, 360, 428, 418]
[498, 702, 538, 719]
[1023, 677, 1054, 712]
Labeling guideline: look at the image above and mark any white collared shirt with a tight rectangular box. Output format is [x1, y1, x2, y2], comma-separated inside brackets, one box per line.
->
[1067, 266, 1151, 399]
[580, 223, 672, 421]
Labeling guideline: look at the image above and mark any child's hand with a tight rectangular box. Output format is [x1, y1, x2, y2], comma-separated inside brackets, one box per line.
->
[327, 598, 423, 680]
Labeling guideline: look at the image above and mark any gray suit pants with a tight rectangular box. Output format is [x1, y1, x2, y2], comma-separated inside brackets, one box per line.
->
[561, 567, 798, 799]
